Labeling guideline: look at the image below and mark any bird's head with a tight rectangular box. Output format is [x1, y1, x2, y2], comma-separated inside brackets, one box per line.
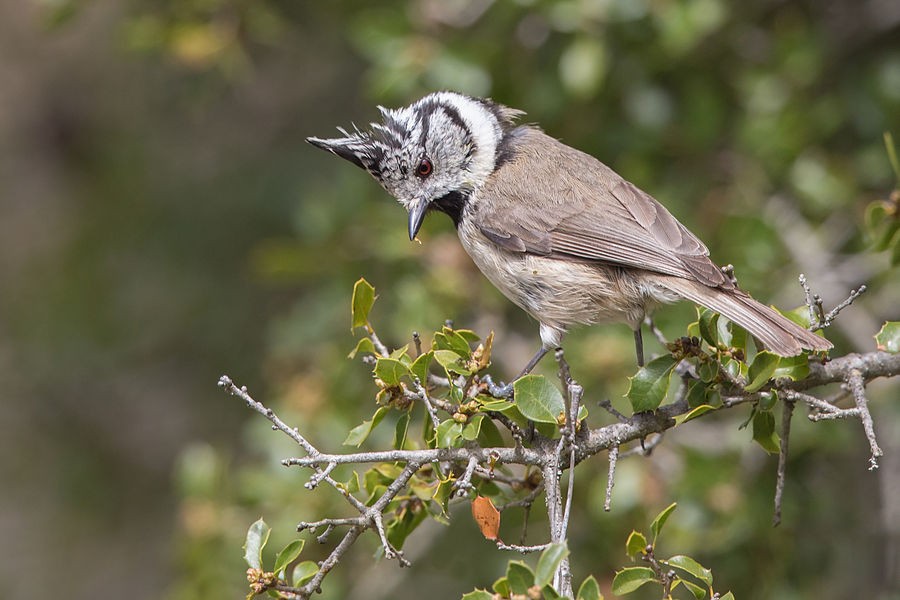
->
[307, 91, 522, 239]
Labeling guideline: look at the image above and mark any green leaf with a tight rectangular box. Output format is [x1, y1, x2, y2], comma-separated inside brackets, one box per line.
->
[729, 322, 750, 353]
[875, 322, 900, 353]
[874, 212, 900, 251]
[651, 502, 677, 543]
[456, 329, 482, 342]
[757, 390, 777, 411]
[698, 308, 719, 346]
[576, 575, 603, 600]
[462, 414, 484, 441]
[394, 411, 410, 449]
[665, 555, 713, 586]
[885, 131, 900, 181]
[476, 415, 505, 447]
[626, 355, 678, 413]
[514, 375, 566, 424]
[745, 351, 779, 392]
[433, 349, 472, 375]
[351, 278, 376, 330]
[720, 592, 735, 600]
[698, 360, 720, 383]
[716, 315, 733, 347]
[675, 404, 717, 426]
[890, 230, 900, 266]
[386, 503, 428, 550]
[462, 591, 494, 600]
[685, 380, 708, 409]
[507, 561, 535, 595]
[291, 561, 318, 585]
[434, 327, 473, 356]
[480, 399, 516, 411]
[542, 584, 561, 599]
[435, 419, 464, 447]
[625, 530, 648, 558]
[865, 198, 900, 250]
[389, 344, 410, 361]
[611, 567, 656, 595]
[410, 351, 433, 382]
[341, 471, 360, 494]
[348, 337, 376, 359]
[865, 200, 888, 232]
[243, 518, 271, 570]
[752, 410, 780, 454]
[374, 357, 410, 386]
[674, 577, 707, 600]
[273, 539, 305, 578]
[773, 352, 810, 380]
[343, 406, 389, 447]
[492, 577, 510, 597]
[535, 542, 570, 587]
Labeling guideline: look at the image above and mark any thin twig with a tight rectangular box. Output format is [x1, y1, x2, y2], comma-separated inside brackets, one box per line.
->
[598, 398, 629, 423]
[846, 369, 883, 470]
[367, 328, 390, 357]
[772, 398, 794, 527]
[412, 331, 422, 356]
[799, 274, 867, 331]
[412, 380, 441, 431]
[495, 541, 551, 553]
[297, 517, 361, 533]
[799, 274, 820, 328]
[454, 456, 480, 497]
[619, 433, 664, 458]
[604, 445, 619, 512]
[821, 285, 867, 327]
[219, 376, 319, 457]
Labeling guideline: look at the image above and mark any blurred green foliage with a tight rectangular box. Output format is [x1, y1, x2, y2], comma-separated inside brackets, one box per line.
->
[5, 0, 899, 599]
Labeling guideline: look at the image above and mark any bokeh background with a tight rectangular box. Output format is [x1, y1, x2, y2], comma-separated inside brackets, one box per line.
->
[1, 1, 899, 598]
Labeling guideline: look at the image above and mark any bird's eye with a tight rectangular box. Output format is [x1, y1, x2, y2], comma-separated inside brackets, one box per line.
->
[415, 158, 433, 178]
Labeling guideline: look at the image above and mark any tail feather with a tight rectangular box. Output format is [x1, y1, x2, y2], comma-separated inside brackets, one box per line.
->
[660, 278, 832, 356]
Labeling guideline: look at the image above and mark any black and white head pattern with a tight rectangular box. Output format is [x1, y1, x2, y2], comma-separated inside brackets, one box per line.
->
[307, 92, 522, 216]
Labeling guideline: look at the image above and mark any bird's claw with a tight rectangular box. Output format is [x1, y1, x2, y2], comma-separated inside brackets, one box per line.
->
[481, 375, 514, 398]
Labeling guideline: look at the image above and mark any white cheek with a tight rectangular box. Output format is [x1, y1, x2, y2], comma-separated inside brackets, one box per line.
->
[433, 93, 499, 186]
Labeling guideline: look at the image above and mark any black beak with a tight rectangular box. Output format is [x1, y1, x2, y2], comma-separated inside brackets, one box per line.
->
[407, 198, 430, 241]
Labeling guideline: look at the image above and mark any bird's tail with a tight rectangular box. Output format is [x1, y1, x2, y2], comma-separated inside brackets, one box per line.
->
[660, 277, 832, 356]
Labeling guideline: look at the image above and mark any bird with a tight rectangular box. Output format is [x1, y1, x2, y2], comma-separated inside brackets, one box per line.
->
[307, 91, 831, 377]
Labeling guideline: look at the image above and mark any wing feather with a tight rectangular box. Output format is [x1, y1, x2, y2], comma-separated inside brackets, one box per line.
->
[475, 128, 730, 289]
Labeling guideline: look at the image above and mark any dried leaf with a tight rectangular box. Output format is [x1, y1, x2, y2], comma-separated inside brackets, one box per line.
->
[471, 495, 501, 541]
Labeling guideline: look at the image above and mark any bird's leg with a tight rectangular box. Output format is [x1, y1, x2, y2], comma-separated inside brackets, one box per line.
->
[634, 328, 645, 368]
[483, 346, 552, 398]
[518, 346, 550, 378]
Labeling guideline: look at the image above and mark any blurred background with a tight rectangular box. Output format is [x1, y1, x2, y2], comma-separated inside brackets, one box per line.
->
[1, 0, 899, 598]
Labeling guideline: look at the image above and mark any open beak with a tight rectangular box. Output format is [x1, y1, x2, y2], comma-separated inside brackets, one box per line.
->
[407, 197, 430, 241]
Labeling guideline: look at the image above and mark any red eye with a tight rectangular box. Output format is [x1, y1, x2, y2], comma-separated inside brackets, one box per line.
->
[416, 158, 433, 178]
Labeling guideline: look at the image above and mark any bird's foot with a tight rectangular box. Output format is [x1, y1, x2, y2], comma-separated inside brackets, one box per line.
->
[481, 375, 514, 399]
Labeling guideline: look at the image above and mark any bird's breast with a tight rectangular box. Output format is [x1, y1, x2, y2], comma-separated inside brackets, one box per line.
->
[456, 214, 655, 330]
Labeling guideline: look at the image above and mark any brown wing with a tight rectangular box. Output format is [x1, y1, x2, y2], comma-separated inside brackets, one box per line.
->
[476, 127, 730, 289]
